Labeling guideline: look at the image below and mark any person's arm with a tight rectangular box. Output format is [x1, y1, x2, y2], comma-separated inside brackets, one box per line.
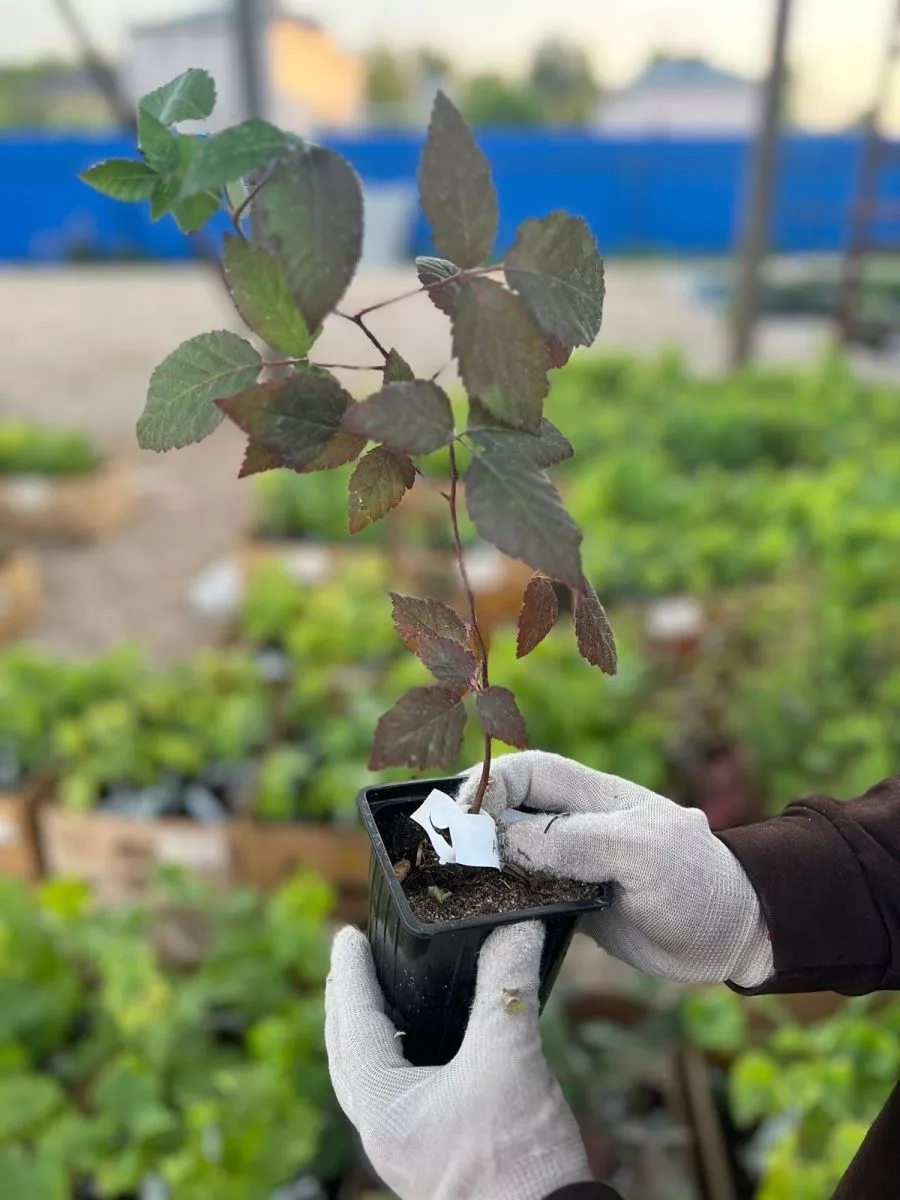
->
[718, 776, 900, 995]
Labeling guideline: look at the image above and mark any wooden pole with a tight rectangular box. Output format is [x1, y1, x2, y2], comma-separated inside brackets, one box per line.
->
[730, 0, 794, 367]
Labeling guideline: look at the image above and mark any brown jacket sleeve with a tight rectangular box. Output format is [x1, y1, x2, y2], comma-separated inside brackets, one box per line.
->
[718, 777, 900, 994]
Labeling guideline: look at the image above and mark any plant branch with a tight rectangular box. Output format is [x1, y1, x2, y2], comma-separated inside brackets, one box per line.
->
[352, 264, 502, 320]
[338, 311, 391, 362]
[448, 441, 492, 814]
[230, 170, 272, 237]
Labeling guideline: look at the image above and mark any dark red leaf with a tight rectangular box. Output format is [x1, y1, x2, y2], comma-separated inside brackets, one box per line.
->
[516, 575, 559, 658]
[370, 685, 467, 770]
[476, 686, 528, 749]
[573, 581, 618, 675]
[390, 593, 468, 652]
[239, 439, 280, 478]
[343, 380, 455, 455]
[416, 634, 478, 689]
[545, 335, 573, 369]
[416, 255, 461, 316]
[383, 348, 415, 384]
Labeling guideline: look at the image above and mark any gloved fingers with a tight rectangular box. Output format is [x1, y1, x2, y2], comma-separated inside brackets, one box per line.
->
[501, 811, 625, 885]
[325, 926, 409, 1118]
[457, 751, 650, 821]
[462, 921, 545, 1055]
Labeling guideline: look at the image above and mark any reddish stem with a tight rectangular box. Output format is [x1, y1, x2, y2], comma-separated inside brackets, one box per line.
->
[352, 264, 502, 320]
[338, 311, 390, 361]
[448, 442, 492, 814]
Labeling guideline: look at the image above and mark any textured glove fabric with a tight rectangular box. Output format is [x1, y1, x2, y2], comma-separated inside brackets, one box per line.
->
[457, 752, 773, 989]
[326, 921, 593, 1200]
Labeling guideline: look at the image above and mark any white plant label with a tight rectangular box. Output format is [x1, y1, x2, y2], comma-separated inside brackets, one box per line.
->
[410, 788, 500, 870]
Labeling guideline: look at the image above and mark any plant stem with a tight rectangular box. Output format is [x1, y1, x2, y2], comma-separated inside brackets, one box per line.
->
[352, 264, 502, 320]
[448, 441, 492, 814]
[230, 171, 272, 237]
[338, 311, 390, 361]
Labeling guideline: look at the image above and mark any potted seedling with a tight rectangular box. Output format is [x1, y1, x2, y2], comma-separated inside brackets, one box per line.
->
[0, 421, 135, 541]
[84, 69, 615, 1064]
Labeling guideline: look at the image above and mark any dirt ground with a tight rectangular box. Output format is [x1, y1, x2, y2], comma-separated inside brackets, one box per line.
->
[0, 261, 891, 660]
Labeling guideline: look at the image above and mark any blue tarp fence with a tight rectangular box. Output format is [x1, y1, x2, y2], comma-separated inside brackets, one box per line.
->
[2, 130, 899, 263]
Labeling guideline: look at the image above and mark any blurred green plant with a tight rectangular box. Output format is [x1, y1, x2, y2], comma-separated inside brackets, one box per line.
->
[0, 869, 350, 1199]
[0, 423, 102, 476]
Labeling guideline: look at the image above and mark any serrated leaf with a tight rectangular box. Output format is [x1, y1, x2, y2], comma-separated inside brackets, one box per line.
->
[476, 686, 527, 748]
[239, 440, 279, 478]
[343, 380, 455, 455]
[468, 409, 573, 469]
[453, 278, 548, 432]
[216, 373, 353, 471]
[348, 446, 415, 533]
[384, 348, 415, 383]
[223, 234, 312, 356]
[574, 582, 618, 675]
[416, 634, 478, 688]
[148, 135, 198, 220]
[257, 144, 363, 332]
[80, 159, 158, 202]
[390, 593, 468, 652]
[137, 109, 179, 174]
[418, 91, 498, 268]
[517, 575, 559, 658]
[182, 120, 288, 196]
[173, 191, 220, 233]
[466, 447, 583, 586]
[370, 685, 467, 770]
[140, 68, 216, 125]
[545, 335, 573, 369]
[416, 255, 462, 316]
[304, 430, 367, 473]
[505, 212, 605, 349]
[138, 331, 262, 452]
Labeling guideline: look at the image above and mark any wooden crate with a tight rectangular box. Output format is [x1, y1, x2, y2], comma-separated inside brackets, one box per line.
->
[0, 550, 41, 642]
[231, 820, 371, 921]
[0, 461, 135, 541]
[0, 777, 49, 883]
[38, 807, 234, 905]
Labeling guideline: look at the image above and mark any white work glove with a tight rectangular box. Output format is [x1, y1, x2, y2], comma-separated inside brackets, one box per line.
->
[457, 752, 773, 989]
[325, 921, 593, 1200]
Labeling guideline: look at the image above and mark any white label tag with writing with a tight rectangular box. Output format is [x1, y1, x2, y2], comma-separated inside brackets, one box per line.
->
[410, 788, 500, 869]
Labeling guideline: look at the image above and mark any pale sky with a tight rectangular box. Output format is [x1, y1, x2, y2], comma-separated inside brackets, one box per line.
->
[6, 0, 900, 131]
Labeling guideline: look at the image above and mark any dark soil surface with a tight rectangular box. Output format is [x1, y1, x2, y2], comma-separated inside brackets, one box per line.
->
[379, 810, 602, 924]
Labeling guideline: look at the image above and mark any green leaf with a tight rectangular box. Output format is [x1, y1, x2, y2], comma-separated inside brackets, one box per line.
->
[453, 278, 548, 432]
[573, 581, 617, 675]
[257, 143, 363, 332]
[216, 373, 353, 471]
[370, 685, 467, 770]
[147, 134, 198, 220]
[416, 255, 462, 316]
[0, 1073, 65, 1140]
[348, 446, 415, 533]
[505, 212, 605, 348]
[343, 380, 455, 455]
[137, 108, 179, 174]
[139, 68, 216, 125]
[516, 575, 559, 658]
[419, 91, 498, 268]
[223, 234, 313, 356]
[138, 330, 262, 452]
[416, 635, 478, 688]
[182, 120, 288, 196]
[390, 593, 469, 652]
[384, 348, 415, 383]
[468, 407, 573, 469]
[79, 159, 158, 202]
[476, 686, 527, 748]
[172, 191, 220, 233]
[466, 445, 583, 586]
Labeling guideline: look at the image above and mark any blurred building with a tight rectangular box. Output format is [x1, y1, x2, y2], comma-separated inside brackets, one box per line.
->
[125, 4, 363, 134]
[599, 57, 762, 136]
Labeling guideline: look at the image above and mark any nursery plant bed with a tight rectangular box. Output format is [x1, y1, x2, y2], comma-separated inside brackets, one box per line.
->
[0, 459, 135, 541]
[38, 806, 235, 905]
[0, 550, 41, 641]
[0, 775, 49, 883]
[359, 776, 611, 1067]
[232, 818, 370, 920]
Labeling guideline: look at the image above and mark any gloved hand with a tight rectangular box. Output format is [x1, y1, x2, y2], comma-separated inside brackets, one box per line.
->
[457, 751, 773, 989]
[325, 921, 593, 1200]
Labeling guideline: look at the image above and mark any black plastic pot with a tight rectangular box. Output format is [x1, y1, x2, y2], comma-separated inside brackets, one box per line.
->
[358, 776, 611, 1067]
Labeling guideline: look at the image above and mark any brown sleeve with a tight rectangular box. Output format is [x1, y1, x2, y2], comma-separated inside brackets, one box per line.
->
[718, 776, 900, 994]
[545, 1186, 623, 1200]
